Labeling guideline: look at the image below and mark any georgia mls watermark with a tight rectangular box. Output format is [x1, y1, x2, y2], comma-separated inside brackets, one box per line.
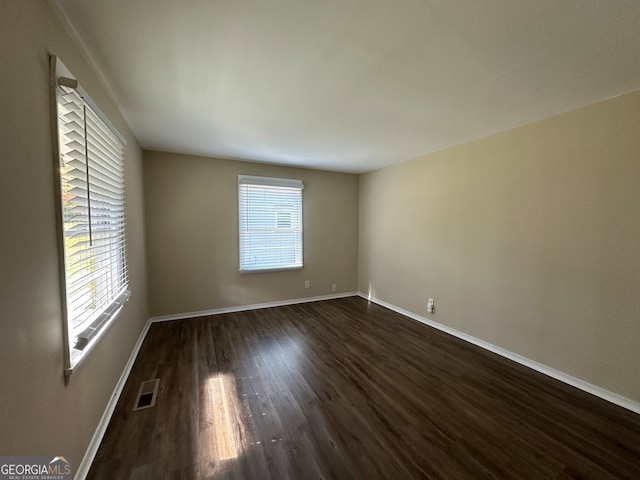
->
[0, 456, 71, 480]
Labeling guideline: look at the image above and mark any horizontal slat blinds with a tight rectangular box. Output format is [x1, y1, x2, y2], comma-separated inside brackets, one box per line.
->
[238, 175, 304, 272]
[56, 82, 129, 353]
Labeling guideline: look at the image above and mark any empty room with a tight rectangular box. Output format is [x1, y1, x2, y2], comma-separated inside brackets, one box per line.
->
[2, 1, 640, 479]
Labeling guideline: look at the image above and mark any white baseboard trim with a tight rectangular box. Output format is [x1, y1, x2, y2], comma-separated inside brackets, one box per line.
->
[150, 292, 359, 323]
[358, 293, 640, 416]
[76, 291, 639, 478]
[74, 318, 152, 480]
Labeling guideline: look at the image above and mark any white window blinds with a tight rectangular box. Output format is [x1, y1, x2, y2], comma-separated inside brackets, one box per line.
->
[55, 64, 129, 362]
[238, 175, 304, 272]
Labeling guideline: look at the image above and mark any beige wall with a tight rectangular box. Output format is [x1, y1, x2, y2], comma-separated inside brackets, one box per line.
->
[359, 90, 640, 402]
[144, 151, 359, 317]
[0, 0, 148, 467]
[2, 4, 637, 471]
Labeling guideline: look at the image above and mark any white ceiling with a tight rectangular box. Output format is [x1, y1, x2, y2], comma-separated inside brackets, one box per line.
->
[52, 0, 640, 173]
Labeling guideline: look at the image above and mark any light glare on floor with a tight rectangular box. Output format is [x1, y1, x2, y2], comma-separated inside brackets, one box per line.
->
[207, 374, 241, 460]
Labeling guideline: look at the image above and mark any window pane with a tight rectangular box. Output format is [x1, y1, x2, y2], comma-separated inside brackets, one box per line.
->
[238, 178, 303, 272]
[56, 79, 128, 360]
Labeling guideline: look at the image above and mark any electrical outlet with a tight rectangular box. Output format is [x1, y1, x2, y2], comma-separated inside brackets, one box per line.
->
[427, 298, 435, 313]
[332, 284, 337, 292]
[305, 280, 310, 289]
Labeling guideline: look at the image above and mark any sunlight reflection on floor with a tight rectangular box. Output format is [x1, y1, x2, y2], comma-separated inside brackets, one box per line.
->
[205, 373, 243, 461]
[202, 339, 305, 474]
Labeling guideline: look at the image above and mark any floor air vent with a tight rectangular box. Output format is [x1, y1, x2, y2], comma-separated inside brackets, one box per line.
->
[133, 379, 160, 411]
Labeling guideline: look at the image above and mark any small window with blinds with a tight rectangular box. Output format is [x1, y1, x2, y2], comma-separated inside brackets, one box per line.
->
[238, 175, 304, 273]
[52, 57, 130, 378]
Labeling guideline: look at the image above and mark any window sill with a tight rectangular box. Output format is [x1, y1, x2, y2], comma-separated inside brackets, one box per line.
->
[64, 290, 131, 384]
[239, 266, 303, 274]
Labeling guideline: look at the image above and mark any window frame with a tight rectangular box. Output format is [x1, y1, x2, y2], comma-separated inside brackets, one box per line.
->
[238, 175, 304, 274]
[50, 56, 130, 382]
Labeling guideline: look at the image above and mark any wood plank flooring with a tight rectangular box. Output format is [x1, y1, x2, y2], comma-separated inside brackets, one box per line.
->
[87, 297, 640, 479]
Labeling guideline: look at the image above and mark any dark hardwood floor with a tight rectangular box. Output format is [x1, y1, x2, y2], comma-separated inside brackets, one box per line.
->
[87, 297, 640, 479]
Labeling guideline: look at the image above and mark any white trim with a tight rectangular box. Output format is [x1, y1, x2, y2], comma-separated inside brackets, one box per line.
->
[74, 318, 152, 480]
[358, 292, 640, 416]
[150, 292, 358, 323]
[66, 300, 128, 379]
[78, 290, 639, 479]
[239, 266, 303, 274]
[238, 174, 304, 189]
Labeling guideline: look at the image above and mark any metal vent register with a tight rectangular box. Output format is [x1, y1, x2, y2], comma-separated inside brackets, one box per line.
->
[133, 379, 160, 411]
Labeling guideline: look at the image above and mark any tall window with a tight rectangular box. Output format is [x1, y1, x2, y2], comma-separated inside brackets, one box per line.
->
[52, 57, 129, 377]
[238, 175, 304, 272]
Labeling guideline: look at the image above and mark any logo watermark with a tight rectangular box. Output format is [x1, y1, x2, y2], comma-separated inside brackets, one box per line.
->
[0, 456, 71, 480]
